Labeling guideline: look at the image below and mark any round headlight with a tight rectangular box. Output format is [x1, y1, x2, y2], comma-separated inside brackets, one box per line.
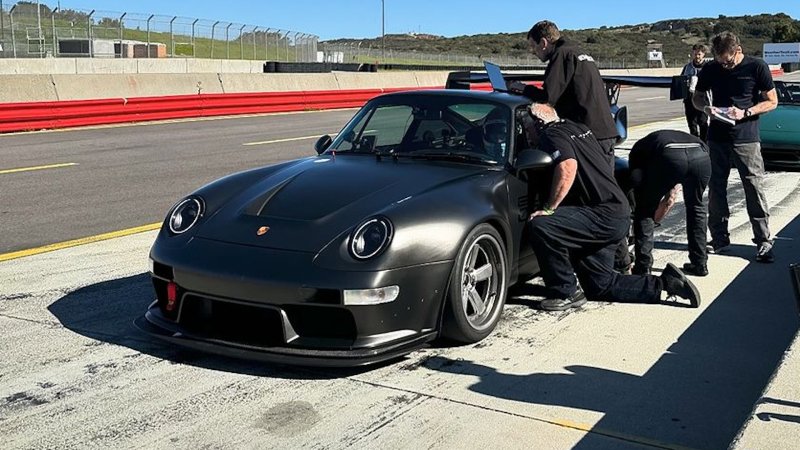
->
[168, 197, 204, 235]
[350, 217, 393, 260]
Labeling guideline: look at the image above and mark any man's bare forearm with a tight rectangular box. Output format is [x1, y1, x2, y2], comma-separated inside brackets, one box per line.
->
[547, 159, 577, 209]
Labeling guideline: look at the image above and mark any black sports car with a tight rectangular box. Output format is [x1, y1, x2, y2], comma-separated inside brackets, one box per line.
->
[138, 87, 629, 367]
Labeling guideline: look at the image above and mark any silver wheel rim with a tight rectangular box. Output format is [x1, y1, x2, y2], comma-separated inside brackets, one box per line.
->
[460, 234, 505, 331]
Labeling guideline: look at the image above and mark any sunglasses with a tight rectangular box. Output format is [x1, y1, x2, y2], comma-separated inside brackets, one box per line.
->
[716, 48, 741, 68]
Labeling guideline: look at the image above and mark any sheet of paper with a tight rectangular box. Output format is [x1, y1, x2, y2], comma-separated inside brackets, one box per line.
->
[710, 107, 736, 126]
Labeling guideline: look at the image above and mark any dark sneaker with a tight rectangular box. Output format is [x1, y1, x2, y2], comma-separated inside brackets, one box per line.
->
[631, 265, 651, 276]
[539, 291, 587, 311]
[707, 237, 730, 254]
[682, 262, 709, 277]
[660, 263, 701, 308]
[756, 241, 775, 263]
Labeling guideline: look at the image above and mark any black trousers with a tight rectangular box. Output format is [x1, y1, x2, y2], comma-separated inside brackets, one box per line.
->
[529, 206, 662, 302]
[632, 144, 711, 271]
[684, 100, 708, 142]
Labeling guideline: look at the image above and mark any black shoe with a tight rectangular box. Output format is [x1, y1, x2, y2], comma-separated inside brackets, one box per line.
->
[756, 241, 775, 263]
[660, 263, 701, 308]
[707, 237, 730, 254]
[539, 291, 587, 311]
[631, 265, 651, 276]
[682, 262, 708, 277]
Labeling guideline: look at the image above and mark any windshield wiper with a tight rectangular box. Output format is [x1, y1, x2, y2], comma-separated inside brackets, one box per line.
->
[409, 151, 496, 165]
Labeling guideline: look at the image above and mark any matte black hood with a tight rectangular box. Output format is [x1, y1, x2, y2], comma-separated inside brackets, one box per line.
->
[195, 155, 490, 252]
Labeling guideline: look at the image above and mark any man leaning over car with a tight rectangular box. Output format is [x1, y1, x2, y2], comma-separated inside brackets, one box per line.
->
[524, 103, 700, 311]
[510, 20, 619, 165]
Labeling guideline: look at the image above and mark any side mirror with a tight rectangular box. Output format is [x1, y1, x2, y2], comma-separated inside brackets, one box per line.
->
[515, 149, 553, 171]
[613, 105, 628, 145]
[314, 135, 332, 155]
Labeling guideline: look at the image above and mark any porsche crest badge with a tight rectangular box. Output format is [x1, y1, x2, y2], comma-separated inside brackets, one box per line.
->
[256, 226, 270, 236]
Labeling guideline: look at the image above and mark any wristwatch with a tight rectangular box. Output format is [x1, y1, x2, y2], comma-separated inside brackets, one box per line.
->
[744, 108, 753, 118]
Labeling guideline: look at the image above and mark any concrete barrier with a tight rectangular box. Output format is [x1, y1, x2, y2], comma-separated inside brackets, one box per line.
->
[136, 59, 188, 74]
[0, 75, 58, 102]
[185, 59, 223, 73]
[220, 73, 340, 93]
[51, 74, 224, 100]
[412, 71, 451, 88]
[75, 58, 138, 74]
[334, 71, 422, 89]
[220, 60, 257, 74]
[0, 58, 77, 75]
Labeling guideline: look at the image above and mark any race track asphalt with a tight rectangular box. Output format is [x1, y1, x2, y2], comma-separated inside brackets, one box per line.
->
[1, 91, 799, 449]
[0, 87, 681, 254]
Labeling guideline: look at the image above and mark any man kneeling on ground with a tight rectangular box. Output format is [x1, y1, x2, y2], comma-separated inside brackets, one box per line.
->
[524, 103, 701, 311]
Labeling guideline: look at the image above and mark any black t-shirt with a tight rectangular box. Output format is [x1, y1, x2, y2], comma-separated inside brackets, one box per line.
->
[629, 130, 706, 169]
[522, 39, 619, 141]
[696, 56, 775, 143]
[538, 120, 629, 217]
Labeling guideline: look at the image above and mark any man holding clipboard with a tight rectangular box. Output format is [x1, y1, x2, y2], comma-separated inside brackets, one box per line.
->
[692, 32, 779, 263]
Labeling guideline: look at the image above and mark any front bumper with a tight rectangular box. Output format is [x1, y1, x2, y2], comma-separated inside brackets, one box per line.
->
[762, 143, 800, 169]
[141, 237, 452, 367]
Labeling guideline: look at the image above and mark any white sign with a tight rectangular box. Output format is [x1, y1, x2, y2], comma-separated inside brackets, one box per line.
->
[763, 42, 800, 64]
[648, 50, 663, 61]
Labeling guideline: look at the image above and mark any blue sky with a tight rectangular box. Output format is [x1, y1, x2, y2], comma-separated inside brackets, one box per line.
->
[38, 1, 800, 40]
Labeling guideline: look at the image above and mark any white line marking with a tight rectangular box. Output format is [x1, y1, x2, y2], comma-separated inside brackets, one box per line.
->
[636, 96, 667, 101]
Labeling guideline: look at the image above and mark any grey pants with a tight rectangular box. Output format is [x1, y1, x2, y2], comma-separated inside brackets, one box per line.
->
[707, 140, 771, 243]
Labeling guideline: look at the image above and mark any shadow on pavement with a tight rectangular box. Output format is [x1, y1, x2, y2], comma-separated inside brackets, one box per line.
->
[47, 274, 389, 380]
[426, 213, 800, 449]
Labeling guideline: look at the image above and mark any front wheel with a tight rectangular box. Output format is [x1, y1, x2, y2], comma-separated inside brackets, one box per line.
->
[441, 224, 508, 343]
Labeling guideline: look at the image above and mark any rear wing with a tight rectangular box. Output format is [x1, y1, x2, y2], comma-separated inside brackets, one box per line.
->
[445, 70, 674, 105]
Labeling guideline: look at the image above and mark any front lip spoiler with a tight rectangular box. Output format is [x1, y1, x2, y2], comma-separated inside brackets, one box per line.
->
[134, 312, 437, 368]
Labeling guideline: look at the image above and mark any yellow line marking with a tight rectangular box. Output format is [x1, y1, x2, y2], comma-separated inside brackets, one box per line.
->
[243, 135, 322, 146]
[0, 222, 161, 263]
[243, 132, 338, 146]
[0, 162, 78, 175]
[546, 418, 697, 450]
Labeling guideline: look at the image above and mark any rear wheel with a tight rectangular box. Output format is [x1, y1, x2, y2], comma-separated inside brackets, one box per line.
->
[441, 224, 508, 343]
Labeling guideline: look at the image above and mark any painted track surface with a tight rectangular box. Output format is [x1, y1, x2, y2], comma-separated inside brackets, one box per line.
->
[1, 87, 799, 449]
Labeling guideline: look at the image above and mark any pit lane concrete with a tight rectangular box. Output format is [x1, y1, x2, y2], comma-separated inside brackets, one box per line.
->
[2, 93, 800, 449]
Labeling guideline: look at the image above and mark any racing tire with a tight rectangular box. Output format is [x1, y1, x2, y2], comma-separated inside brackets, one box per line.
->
[441, 224, 508, 343]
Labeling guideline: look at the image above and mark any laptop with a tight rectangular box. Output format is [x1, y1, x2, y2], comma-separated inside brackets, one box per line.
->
[484, 61, 509, 92]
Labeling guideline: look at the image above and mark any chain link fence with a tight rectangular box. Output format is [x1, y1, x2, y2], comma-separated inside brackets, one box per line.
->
[320, 43, 685, 69]
[0, 2, 686, 68]
[0, 2, 318, 61]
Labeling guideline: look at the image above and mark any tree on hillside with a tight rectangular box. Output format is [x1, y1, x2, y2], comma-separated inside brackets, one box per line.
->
[773, 23, 799, 43]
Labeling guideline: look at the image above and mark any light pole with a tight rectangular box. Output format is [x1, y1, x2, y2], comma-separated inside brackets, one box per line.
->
[37, 0, 42, 57]
[381, 0, 385, 62]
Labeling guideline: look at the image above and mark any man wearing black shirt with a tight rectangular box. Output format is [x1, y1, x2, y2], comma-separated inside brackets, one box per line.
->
[511, 20, 619, 163]
[525, 104, 700, 311]
[628, 130, 711, 277]
[692, 32, 778, 263]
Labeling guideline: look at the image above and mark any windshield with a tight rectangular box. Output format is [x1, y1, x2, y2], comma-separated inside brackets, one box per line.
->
[776, 81, 800, 105]
[328, 96, 512, 164]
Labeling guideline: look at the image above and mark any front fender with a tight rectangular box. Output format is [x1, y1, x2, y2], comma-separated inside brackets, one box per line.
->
[313, 172, 512, 271]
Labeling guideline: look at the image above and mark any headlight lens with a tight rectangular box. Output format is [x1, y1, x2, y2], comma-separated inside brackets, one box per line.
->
[349, 216, 393, 260]
[168, 197, 204, 235]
